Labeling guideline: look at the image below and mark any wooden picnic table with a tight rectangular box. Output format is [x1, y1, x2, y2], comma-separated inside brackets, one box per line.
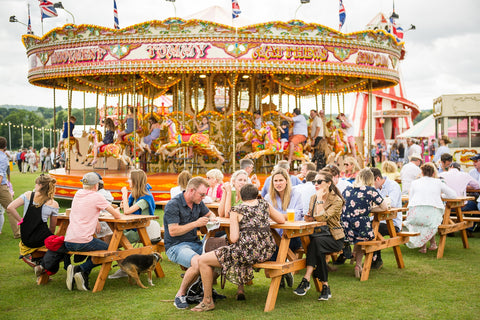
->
[437, 196, 475, 259]
[210, 217, 325, 312]
[39, 213, 165, 292]
[156, 200, 220, 215]
[356, 207, 416, 281]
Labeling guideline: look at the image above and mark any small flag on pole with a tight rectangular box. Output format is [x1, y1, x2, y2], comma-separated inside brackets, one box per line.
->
[114, 0, 120, 29]
[232, 0, 241, 19]
[27, 4, 33, 34]
[39, 0, 58, 21]
[339, 0, 346, 31]
[389, 17, 404, 41]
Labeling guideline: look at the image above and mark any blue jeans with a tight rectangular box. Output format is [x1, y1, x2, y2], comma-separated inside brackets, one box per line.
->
[166, 241, 203, 268]
[65, 238, 108, 275]
[462, 201, 480, 212]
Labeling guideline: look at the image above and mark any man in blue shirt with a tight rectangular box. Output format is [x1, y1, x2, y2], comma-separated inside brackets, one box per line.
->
[371, 167, 402, 270]
[0, 136, 20, 238]
[469, 154, 480, 184]
[164, 177, 216, 309]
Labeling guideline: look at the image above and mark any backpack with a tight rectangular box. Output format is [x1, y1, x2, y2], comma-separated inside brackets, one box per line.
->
[185, 276, 226, 305]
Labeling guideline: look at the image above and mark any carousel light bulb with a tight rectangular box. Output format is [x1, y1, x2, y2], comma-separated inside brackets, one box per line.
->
[199, 74, 207, 78]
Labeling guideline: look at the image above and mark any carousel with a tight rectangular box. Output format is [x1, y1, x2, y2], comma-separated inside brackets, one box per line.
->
[21, 7, 404, 201]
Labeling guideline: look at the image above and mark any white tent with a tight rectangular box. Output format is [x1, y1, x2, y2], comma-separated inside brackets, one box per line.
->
[397, 114, 435, 138]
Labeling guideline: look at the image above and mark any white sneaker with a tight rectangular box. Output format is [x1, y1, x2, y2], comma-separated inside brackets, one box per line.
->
[108, 269, 128, 279]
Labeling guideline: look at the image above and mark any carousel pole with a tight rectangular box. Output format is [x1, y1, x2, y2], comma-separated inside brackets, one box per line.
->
[53, 88, 56, 153]
[315, 91, 318, 112]
[367, 80, 373, 165]
[258, 75, 263, 112]
[104, 92, 108, 135]
[337, 93, 341, 114]
[182, 74, 186, 170]
[132, 76, 138, 169]
[83, 92, 86, 132]
[66, 80, 72, 174]
[278, 83, 282, 125]
[232, 74, 238, 172]
[95, 90, 99, 131]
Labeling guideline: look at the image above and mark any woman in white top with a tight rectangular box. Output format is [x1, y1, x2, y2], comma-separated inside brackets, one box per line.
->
[404, 162, 456, 253]
[169, 170, 192, 199]
[218, 170, 248, 218]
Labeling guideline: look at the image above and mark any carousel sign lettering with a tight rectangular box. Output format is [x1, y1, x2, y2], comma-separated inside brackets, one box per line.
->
[51, 48, 107, 65]
[355, 51, 388, 68]
[252, 45, 328, 61]
[146, 43, 210, 60]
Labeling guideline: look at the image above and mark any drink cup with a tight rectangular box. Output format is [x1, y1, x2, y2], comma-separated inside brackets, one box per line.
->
[286, 209, 295, 222]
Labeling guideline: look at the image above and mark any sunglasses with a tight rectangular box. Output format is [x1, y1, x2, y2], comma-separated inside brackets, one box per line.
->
[195, 190, 207, 197]
[313, 179, 327, 185]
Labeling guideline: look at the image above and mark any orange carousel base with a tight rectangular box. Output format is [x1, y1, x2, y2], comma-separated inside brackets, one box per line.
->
[49, 168, 269, 202]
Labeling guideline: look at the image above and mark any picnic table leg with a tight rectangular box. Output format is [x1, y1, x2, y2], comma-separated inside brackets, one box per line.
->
[264, 276, 282, 312]
[386, 220, 405, 269]
[137, 226, 165, 278]
[360, 252, 373, 281]
[92, 262, 112, 292]
[455, 207, 470, 249]
[437, 234, 446, 259]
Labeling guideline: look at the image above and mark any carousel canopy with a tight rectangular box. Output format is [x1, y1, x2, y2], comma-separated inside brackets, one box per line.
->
[22, 6, 404, 99]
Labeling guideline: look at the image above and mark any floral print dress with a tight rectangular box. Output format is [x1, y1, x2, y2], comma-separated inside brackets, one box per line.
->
[341, 186, 384, 244]
[215, 199, 276, 285]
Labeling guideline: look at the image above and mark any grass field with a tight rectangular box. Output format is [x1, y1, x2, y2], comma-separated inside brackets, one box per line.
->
[1, 171, 480, 320]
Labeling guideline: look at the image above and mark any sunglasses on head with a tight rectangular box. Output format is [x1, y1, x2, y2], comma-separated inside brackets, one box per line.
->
[314, 179, 327, 185]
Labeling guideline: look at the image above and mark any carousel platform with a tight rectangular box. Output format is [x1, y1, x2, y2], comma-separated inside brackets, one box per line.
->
[49, 168, 269, 202]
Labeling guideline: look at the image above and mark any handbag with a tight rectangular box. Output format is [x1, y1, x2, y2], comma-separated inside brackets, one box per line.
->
[204, 236, 228, 252]
[203, 236, 228, 289]
[310, 225, 332, 237]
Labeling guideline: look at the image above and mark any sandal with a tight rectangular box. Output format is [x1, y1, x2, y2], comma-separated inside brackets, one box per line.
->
[418, 247, 427, 254]
[191, 302, 215, 312]
[428, 244, 438, 251]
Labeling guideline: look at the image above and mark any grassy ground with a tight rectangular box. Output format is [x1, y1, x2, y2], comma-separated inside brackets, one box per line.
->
[1, 171, 480, 320]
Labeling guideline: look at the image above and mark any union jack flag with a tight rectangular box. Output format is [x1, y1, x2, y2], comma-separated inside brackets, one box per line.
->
[38, 0, 58, 21]
[389, 17, 404, 42]
[339, 0, 346, 30]
[232, 0, 241, 19]
[27, 4, 33, 34]
[114, 0, 120, 29]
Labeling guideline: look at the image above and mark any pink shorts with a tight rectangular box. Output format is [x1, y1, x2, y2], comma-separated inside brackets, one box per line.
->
[347, 136, 355, 144]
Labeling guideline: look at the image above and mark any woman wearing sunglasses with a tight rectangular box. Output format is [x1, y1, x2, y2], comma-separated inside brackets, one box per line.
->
[293, 170, 344, 301]
[339, 156, 361, 183]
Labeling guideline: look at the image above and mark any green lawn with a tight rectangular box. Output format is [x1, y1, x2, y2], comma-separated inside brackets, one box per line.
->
[1, 171, 480, 320]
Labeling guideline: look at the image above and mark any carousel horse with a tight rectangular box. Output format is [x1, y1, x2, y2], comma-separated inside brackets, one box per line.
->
[235, 118, 264, 152]
[156, 118, 225, 163]
[243, 122, 310, 162]
[81, 129, 132, 166]
[60, 137, 80, 162]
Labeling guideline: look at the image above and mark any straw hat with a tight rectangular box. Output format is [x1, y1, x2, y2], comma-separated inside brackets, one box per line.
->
[409, 153, 423, 162]
[440, 135, 452, 144]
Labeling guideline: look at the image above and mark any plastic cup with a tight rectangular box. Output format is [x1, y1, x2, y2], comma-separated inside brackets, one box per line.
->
[287, 209, 295, 222]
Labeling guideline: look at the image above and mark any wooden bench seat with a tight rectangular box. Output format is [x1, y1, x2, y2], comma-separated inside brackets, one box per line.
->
[253, 259, 307, 278]
[462, 210, 480, 216]
[397, 231, 420, 237]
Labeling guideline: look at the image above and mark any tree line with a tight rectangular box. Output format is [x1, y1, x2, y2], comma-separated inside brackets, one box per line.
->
[0, 106, 99, 150]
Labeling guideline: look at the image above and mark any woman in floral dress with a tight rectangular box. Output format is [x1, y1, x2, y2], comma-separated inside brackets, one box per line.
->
[193, 184, 285, 312]
[341, 168, 387, 279]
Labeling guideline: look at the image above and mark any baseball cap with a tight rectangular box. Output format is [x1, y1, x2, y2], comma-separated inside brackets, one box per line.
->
[470, 154, 480, 161]
[80, 172, 101, 185]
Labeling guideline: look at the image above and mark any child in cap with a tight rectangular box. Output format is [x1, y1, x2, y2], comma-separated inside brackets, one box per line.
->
[63, 172, 122, 291]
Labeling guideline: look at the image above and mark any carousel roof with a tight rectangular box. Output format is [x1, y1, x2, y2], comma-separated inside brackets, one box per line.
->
[22, 11, 404, 97]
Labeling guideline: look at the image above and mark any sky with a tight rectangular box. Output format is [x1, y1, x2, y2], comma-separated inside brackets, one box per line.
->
[2, 0, 480, 116]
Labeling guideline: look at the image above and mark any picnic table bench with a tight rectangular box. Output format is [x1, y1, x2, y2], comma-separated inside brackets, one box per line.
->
[437, 196, 475, 258]
[213, 217, 325, 312]
[356, 207, 418, 281]
[36, 213, 165, 291]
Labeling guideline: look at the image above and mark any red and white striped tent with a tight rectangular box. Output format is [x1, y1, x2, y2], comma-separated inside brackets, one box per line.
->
[351, 13, 419, 141]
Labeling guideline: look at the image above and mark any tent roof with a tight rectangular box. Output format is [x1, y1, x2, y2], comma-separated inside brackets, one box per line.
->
[397, 114, 434, 138]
